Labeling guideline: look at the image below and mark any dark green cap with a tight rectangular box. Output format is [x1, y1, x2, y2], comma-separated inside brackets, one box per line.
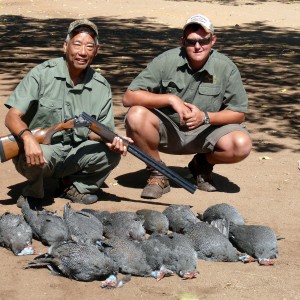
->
[68, 19, 98, 36]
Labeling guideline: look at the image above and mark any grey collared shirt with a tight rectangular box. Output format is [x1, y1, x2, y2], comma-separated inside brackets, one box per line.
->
[128, 47, 248, 125]
[6, 57, 115, 143]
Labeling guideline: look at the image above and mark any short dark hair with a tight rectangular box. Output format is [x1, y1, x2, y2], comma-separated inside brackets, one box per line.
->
[70, 25, 97, 39]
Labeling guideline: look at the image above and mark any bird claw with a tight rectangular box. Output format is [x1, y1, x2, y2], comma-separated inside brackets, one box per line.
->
[151, 266, 174, 281]
[179, 271, 199, 280]
[100, 274, 131, 288]
[100, 275, 118, 288]
[17, 243, 35, 256]
[239, 254, 256, 263]
[258, 258, 275, 266]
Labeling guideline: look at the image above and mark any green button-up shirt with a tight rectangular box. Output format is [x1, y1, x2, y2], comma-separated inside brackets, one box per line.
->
[128, 47, 248, 125]
[6, 57, 115, 143]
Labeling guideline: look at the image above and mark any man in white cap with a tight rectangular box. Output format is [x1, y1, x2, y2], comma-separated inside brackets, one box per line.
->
[123, 14, 252, 199]
[4, 19, 132, 207]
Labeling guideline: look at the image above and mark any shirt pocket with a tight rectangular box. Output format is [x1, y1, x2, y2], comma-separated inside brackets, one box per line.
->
[30, 97, 63, 128]
[161, 80, 184, 95]
[198, 84, 223, 111]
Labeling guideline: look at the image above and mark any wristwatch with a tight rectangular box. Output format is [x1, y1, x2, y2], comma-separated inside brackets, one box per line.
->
[203, 111, 210, 124]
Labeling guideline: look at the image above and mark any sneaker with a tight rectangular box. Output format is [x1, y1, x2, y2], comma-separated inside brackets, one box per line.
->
[188, 154, 217, 192]
[141, 176, 170, 199]
[61, 184, 98, 204]
[16, 195, 42, 209]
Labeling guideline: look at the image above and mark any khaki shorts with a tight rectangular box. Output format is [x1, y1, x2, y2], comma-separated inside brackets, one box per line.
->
[153, 109, 250, 155]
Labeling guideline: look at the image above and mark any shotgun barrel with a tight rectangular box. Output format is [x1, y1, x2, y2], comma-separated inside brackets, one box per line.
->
[80, 112, 196, 194]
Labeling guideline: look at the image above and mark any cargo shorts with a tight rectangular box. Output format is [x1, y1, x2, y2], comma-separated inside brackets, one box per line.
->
[153, 109, 250, 155]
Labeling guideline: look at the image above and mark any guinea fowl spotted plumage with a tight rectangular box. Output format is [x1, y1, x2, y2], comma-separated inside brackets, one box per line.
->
[136, 209, 169, 234]
[185, 222, 239, 262]
[199, 203, 245, 225]
[103, 237, 153, 277]
[0, 212, 34, 256]
[25, 240, 118, 281]
[163, 205, 198, 233]
[21, 199, 68, 246]
[104, 211, 145, 240]
[81, 209, 111, 225]
[63, 203, 104, 244]
[148, 233, 199, 279]
[229, 224, 279, 265]
[140, 237, 176, 280]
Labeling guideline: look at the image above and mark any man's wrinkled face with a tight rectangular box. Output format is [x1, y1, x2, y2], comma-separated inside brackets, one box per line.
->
[64, 32, 99, 73]
[181, 27, 216, 70]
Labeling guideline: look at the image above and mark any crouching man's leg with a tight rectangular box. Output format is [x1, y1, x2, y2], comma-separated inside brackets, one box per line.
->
[13, 143, 66, 207]
[57, 140, 121, 204]
[125, 106, 170, 199]
[189, 128, 252, 192]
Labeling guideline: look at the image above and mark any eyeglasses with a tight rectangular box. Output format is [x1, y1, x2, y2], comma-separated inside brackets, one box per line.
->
[184, 36, 212, 46]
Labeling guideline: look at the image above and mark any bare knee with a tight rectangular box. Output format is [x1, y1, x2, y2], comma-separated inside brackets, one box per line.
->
[126, 106, 159, 132]
[214, 131, 252, 163]
[126, 106, 146, 127]
[232, 132, 252, 161]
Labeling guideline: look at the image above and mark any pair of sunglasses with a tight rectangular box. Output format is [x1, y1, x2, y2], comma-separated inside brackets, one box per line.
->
[184, 36, 212, 46]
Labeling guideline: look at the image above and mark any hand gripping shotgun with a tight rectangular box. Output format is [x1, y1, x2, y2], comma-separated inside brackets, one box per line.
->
[80, 112, 196, 194]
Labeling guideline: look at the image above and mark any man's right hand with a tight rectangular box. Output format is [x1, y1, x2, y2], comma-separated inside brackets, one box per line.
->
[5, 107, 47, 166]
[168, 94, 192, 126]
[22, 132, 47, 166]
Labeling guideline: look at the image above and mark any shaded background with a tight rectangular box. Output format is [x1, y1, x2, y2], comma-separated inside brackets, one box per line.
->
[1, 12, 299, 153]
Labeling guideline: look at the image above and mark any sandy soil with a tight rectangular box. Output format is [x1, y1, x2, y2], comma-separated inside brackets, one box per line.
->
[0, 0, 299, 299]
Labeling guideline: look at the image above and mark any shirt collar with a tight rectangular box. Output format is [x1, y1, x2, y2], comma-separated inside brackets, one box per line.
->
[55, 57, 95, 89]
[178, 47, 215, 76]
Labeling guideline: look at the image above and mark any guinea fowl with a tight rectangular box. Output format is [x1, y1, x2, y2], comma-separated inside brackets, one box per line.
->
[63, 203, 104, 244]
[185, 222, 239, 262]
[140, 237, 175, 280]
[22, 199, 68, 246]
[199, 203, 245, 225]
[25, 240, 118, 281]
[136, 209, 169, 234]
[104, 211, 145, 241]
[102, 237, 153, 277]
[81, 209, 111, 225]
[0, 212, 34, 256]
[163, 205, 198, 233]
[229, 224, 279, 266]
[149, 233, 199, 279]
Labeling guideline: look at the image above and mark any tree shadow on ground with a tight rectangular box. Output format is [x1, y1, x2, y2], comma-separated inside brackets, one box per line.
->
[1, 15, 299, 154]
[115, 166, 240, 193]
[0, 178, 173, 208]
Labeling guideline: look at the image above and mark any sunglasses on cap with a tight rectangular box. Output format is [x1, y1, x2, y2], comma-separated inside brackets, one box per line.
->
[184, 36, 212, 46]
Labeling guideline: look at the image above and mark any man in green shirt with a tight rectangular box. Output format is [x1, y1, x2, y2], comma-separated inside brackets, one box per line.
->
[5, 19, 131, 207]
[123, 14, 252, 199]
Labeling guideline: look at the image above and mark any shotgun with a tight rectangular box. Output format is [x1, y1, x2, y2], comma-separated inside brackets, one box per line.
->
[80, 112, 196, 194]
[0, 117, 90, 163]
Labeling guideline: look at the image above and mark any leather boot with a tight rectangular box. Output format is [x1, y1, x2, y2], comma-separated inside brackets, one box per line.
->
[62, 184, 98, 204]
[141, 162, 170, 199]
[188, 154, 217, 192]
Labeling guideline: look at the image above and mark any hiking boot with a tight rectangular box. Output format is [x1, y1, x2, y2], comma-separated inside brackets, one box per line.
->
[188, 154, 217, 192]
[61, 184, 98, 204]
[17, 195, 42, 209]
[141, 163, 171, 199]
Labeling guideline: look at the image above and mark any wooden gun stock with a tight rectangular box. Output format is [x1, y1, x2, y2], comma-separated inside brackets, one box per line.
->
[0, 119, 76, 163]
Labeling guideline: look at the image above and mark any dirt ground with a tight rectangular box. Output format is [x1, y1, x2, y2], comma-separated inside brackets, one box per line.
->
[0, 0, 299, 299]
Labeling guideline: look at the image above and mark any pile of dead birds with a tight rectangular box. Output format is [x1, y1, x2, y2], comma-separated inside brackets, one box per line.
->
[0, 201, 279, 288]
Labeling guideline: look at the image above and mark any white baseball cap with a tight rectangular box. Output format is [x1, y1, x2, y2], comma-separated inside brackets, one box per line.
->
[183, 14, 214, 34]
